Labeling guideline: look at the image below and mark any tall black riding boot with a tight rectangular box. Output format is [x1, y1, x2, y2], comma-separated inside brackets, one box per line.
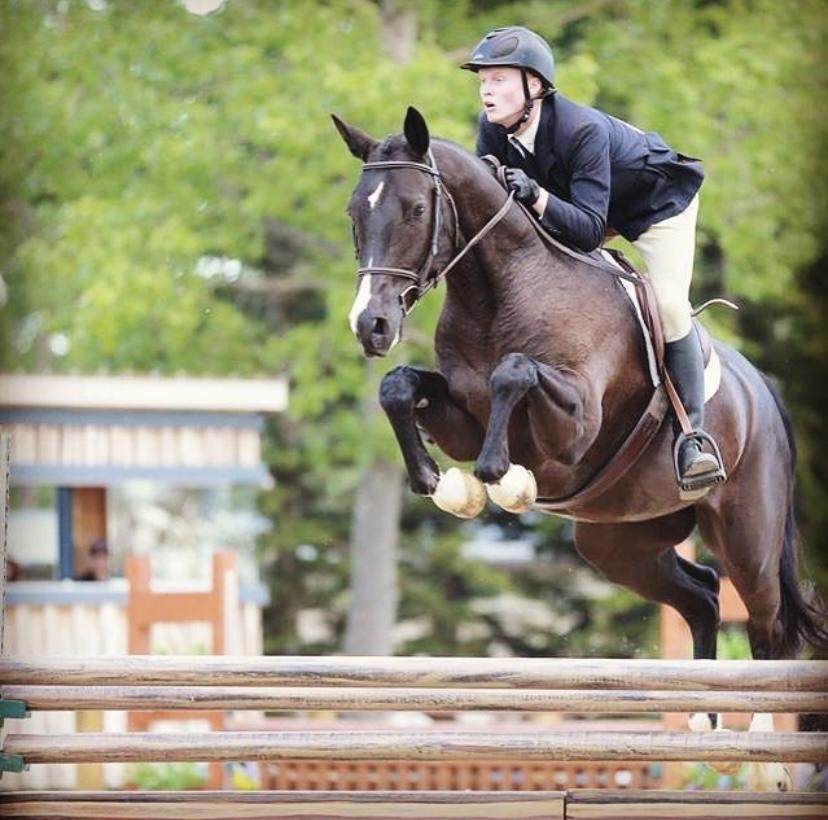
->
[664, 329, 726, 499]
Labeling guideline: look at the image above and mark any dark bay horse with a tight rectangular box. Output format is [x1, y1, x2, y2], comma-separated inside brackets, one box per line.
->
[333, 107, 828, 679]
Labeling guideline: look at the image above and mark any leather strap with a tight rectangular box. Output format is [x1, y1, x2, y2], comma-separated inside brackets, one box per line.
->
[535, 386, 670, 511]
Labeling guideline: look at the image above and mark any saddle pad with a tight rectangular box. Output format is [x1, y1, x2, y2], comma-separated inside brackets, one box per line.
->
[599, 250, 721, 403]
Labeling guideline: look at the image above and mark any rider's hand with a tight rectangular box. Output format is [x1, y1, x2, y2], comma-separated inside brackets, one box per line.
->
[504, 167, 540, 206]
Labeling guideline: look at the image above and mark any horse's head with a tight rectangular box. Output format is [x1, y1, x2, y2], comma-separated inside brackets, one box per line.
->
[333, 107, 447, 357]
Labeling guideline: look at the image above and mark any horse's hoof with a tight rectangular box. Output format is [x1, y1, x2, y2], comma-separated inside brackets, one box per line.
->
[688, 711, 715, 732]
[486, 464, 537, 514]
[431, 468, 486, 519]
[747, 761, 792, 792]
[692, 712, 741, 777]
[744, 713, 791, 791]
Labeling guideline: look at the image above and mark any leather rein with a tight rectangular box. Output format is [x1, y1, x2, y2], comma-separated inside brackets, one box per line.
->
[356, 150, 515, 315]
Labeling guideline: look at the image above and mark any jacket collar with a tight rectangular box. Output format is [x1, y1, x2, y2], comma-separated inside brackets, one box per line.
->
[508, 101, 543, 154]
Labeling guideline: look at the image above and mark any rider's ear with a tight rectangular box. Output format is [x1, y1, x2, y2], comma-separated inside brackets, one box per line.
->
[331, 114, 379, 161]
[403, 106, 430, 157]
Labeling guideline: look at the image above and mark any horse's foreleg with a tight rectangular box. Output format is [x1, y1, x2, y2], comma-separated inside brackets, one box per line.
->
[379, 366, 484, 496]
[474, 352, 588, 483]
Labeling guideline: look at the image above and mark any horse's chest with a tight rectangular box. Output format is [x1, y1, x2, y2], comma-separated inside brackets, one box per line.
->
[441, 360, 491, 420]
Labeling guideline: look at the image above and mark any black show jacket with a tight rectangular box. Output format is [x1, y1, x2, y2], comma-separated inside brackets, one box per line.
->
[475, 93, 704, 252]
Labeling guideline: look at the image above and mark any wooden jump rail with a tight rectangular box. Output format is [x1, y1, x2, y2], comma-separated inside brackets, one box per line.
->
[5, 684, 826, 713]
[1, 655, 827, 819]
[3, 654, 827, 689]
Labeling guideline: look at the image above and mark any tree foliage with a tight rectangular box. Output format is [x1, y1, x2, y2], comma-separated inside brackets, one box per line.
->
[1, 0, 825, 656]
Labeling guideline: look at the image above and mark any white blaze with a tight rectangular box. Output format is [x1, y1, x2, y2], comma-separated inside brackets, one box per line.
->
[367, 181, 384, 209]
[349, 274, 373, 334]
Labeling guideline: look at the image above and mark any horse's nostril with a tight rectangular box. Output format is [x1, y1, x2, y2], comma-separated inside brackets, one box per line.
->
[372, 317, 388, 336]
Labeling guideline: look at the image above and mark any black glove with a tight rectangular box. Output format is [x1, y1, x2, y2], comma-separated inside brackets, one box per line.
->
[504, 167, 540, 206]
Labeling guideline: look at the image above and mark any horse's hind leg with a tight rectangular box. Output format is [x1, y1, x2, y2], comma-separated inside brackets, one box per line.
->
[574, 511, 720, 660]
[695, 454, 789, 662]
[677, 553, 720, 599]
[693, 430, 798, 790]
[575, 513, 724, 734]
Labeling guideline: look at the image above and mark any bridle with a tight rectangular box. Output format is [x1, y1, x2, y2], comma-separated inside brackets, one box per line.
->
[355, 149, 514, 316]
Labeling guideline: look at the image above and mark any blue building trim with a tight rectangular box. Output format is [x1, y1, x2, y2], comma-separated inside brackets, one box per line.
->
[5, 580, 270, 607]
[11, 464, 270, 487]
[57, 487, 73, 580]
[0, 409, 264, 430]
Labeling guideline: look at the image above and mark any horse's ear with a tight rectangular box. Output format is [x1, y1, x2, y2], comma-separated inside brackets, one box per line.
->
[403, 106, 430, 157]
[331, 114, 379, 161]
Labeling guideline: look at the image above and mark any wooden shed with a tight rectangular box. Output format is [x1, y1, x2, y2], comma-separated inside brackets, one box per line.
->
[1, 372, 287, 580]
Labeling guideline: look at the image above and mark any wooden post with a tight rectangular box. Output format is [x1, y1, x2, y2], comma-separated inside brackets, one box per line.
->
[126, 551, 237, 789]
[0, 430, 10, 655]
[660, 541, 796, 787]
[72, 487, 108, 789]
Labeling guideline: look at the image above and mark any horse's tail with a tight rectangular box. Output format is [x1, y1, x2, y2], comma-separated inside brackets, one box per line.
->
[760, 372, 828, 655]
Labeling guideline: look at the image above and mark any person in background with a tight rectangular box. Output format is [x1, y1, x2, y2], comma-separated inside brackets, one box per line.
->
[75, 538, 111, 581]
[5, 558, 20, 581]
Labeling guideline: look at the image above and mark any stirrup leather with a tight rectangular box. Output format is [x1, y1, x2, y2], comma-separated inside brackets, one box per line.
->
[672, 430, 727, 495]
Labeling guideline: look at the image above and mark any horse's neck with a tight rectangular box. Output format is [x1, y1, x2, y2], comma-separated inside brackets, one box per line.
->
[438, 146, 542, 291]
[434, 142, 631, 363]
[437, 143, 564, 313]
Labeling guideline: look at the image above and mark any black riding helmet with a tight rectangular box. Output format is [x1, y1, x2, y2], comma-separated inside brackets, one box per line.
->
[461, 26, 555, 133]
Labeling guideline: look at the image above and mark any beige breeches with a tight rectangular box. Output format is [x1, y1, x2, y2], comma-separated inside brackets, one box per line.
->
[632, 193, 699, 343]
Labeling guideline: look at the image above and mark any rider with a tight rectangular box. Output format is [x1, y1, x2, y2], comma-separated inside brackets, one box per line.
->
[461, 26, 726, 497]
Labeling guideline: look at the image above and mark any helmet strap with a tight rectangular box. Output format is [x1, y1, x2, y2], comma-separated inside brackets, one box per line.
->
[504, 70, 535, 135]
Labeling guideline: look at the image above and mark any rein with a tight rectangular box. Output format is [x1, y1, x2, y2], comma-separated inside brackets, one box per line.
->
[356, 151, 514, 315]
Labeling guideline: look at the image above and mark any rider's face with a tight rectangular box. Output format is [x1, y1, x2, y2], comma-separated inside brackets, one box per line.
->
[478, 66, 527, 128]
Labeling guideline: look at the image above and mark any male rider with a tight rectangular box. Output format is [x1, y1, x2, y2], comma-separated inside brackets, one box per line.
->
[461, 26, 726, 497]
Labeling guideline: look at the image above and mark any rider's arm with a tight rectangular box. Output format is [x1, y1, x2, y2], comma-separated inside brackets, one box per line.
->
[535, 122, 611, 252]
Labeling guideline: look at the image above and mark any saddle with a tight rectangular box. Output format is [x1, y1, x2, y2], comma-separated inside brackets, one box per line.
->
[482, 155, 720, 510]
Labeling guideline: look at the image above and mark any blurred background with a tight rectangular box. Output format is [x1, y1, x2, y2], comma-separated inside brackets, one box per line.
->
[1, 0, 826, 667]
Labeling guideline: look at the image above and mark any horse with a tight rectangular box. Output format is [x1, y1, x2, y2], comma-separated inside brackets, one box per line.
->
[333, 107, 828, 746]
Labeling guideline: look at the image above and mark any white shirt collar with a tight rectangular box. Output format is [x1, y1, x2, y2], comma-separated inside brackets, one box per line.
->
[508, 100, 543, 155]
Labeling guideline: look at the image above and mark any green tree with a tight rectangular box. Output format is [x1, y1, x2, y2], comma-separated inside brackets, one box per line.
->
[2, 0, 824, 659]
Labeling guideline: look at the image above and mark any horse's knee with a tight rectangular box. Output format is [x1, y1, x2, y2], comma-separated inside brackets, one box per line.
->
[489, 352, 538, 397]
[379, 366, 418, 415]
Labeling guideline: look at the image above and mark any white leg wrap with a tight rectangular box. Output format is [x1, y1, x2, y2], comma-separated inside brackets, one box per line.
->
[485, 464, 537, 514]
[691, 713, 741, 776]
[431, 468, 486, 519]
[693, 712, 792, 789]
[745, 714, 792, 792]
[688, 711, 715, 733]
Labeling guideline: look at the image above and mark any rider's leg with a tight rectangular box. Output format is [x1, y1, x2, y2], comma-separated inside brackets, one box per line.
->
[664, 328, 722, 479]
[632, 194, 725, 492]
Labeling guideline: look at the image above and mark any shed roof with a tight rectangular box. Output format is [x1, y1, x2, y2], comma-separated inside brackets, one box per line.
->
[0, 373, 287, 413]
[0, 373, 288, 486]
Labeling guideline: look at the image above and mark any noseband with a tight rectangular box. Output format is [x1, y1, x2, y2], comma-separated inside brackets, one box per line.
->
[355, 150, 514, 316]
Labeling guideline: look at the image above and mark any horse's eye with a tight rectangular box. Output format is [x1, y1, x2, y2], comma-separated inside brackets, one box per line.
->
[411, 203, 426, 219]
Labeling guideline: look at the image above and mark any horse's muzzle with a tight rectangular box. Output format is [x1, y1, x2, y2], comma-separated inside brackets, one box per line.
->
[356, 312, 397, 357]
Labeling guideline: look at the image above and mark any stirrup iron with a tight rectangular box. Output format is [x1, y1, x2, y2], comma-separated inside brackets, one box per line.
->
[672, 430, 727, 500]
